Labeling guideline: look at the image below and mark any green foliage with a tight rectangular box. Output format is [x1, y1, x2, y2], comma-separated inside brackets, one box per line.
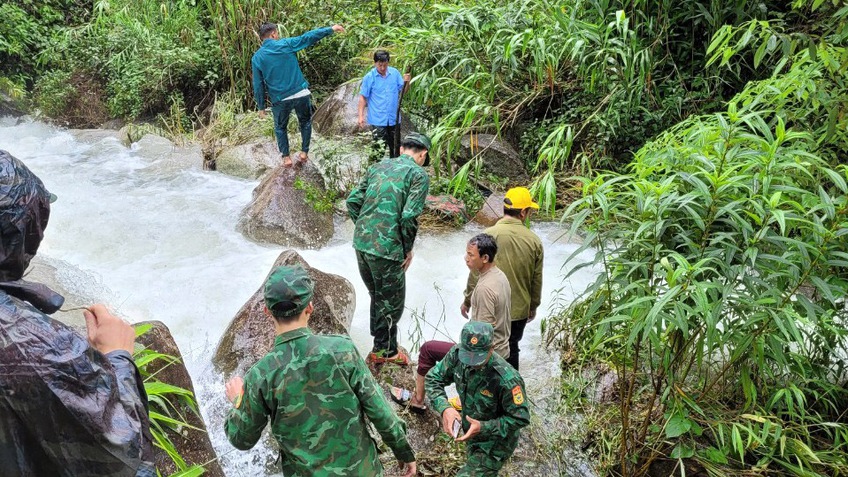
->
[36, 0, 221, 121]
[293, 176, 338, 214]
[33, 70, 73, 118]
[548, 39, 848, 476]
[133, 324, 206, 477]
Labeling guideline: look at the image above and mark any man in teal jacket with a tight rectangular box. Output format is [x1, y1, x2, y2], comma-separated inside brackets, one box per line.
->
[252, 22, 345, 167]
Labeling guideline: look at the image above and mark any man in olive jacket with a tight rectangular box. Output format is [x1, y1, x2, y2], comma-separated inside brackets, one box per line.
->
[425, 321, 530, 476]
[224, 265, 417, 477]
[463, 187, 543, 370]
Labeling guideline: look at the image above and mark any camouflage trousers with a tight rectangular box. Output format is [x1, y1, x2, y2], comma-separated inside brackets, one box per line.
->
[355, 251, 406, 356]
[456, 446, 506, 476]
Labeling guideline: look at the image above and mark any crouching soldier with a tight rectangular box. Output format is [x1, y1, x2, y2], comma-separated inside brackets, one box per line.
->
[425, 321, 530, 476]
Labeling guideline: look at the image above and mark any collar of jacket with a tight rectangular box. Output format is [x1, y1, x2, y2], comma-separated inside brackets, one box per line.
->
[398, 154, 415, 164]
[498, 215, 524, 226]
[274, 326, 313, 346]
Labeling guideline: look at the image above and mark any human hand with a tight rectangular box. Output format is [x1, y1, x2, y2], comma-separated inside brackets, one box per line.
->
[84, 304, 134, 355]
[441, 407, 462, 436]
[225, 376, 245, 406]
[528, 308, 537, 323]
[402, 251, 414, 272]
[403, 73, 411, 83]
[399, 461, 417, 477]
[258, 110, 267, 119]
[332, 24, 345, 33]
[358, 115, 366, 129]
[460, 303, 470, 319]
[456, 415, 481, 442]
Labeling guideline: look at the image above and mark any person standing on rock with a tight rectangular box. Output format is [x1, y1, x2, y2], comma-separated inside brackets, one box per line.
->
[0, 150, 155, 477]
[252, 22, 345, 167]
[224, 265, 417, 477]
[425, 321, 530, 476]
[358, 49, 411, 162]
[346, 133, 432, 366]
[462, 187, 543, 370]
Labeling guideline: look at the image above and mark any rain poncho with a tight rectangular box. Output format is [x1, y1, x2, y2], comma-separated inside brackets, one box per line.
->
[0, 150, 155, 476]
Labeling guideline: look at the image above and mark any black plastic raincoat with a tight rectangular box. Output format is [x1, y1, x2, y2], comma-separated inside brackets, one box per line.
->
[0, 150, 155, 476]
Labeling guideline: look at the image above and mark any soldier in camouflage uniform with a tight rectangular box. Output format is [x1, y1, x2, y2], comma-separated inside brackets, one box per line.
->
[224, 265, 418, 477]
[425, 322, 530, 476]
[0, 150, 155, 477]
[346, 132, 432, 364]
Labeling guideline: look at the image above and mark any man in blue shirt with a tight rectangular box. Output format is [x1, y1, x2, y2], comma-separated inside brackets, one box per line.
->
[252, 22, 345, 167]
[358, 50, 410, 162]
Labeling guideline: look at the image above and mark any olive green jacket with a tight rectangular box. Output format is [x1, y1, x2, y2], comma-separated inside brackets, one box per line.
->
[347, 154, 430, 262]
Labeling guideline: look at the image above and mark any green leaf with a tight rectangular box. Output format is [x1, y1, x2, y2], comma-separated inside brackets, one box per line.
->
[666, 414, 692, 438]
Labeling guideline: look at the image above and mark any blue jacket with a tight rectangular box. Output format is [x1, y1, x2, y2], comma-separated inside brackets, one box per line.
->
[251, 26, 334, 109]
[360, 66, 405, 126]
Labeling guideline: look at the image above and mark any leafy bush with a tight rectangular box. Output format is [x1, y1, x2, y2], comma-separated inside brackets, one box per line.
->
[133, 324, 205, 477]
[33, 69, 108, 127]
[548, 41, 848, 476]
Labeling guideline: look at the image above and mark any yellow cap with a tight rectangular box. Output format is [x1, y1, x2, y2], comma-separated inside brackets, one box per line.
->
[504, 187, 539, 210]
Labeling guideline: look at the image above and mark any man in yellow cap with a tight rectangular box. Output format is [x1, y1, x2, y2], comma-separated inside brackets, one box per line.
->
[462, 187, 543, 370]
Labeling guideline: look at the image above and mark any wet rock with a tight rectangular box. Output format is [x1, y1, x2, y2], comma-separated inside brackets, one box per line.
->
[237, 161, 334, 249]
[136, 321, 224, 477]
[313, 80, 417, 137]
[70, 129, 123, 145]
[458, 134, 529, 184]
[0, 92, 24, 117]
[473, 192, 505, 227]
[212, 250, 355, 376]
[582, 363, 619, 403]
[215, 141, 281, 179]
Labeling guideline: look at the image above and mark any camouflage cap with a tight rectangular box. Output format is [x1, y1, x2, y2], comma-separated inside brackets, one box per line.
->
[458, 321, 494, 366]
[402, 133, 432, 167]
[264, 265, 314, 319]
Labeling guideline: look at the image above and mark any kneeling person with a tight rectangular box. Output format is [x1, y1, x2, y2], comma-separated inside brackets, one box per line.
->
[224, 265, 417, 477]
[425, 322, 529, 476]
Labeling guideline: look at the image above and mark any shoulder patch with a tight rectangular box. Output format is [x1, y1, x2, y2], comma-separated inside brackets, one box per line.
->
[481, 389, 493, 398]
[512, 385, 525, 405]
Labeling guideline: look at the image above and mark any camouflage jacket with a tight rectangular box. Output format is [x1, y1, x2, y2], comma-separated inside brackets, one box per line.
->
[464, 216, 544, 321]
[225, 327, 416, 476]
[346, 154, 430, 262]
[425, 347, 530, 461]
[0, 288, 155, 477]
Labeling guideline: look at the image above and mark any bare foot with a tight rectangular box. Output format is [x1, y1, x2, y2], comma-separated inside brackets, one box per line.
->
[282, 155, 293, 167]
[296, 151, 309, 165]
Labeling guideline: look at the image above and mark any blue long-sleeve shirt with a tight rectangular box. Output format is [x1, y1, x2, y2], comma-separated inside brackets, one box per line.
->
[251, 26, 335, 110]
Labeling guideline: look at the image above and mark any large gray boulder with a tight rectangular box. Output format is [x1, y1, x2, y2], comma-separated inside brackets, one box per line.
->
[136, 321, 224, 477]
[0, 92, 24, 117]
[215, 141, 281, 179]
[458, 134, 529, 184]
[237, 161, 334, 248]
[212, 250, 355, 376]
[313, 80, 417, 137]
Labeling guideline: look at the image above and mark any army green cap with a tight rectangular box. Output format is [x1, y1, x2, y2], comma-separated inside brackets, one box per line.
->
[458, 321, 494, 366]
[402, 133, 432, 167]
[264, 265, 314, 319]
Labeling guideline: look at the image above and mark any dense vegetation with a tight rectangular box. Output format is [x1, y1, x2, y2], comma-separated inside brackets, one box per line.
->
[2, 0, 847, 475]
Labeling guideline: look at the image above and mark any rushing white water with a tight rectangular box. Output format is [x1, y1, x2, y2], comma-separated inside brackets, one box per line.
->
[0, 116, 600, 474]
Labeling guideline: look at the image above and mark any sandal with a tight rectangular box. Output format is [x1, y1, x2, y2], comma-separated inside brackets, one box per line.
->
[390, 387, 428, 415]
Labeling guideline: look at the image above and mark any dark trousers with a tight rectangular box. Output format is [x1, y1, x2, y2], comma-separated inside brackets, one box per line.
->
[271, 95, 312, 156]
[417, 340, 454, 376]
[356, 251, 406, 356]
[369, 125, 397, 163]
[507, 319, 528, 370]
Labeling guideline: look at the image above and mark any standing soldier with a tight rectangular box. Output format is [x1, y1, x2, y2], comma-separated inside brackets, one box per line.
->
[346, 133, 432, 365]
[462, 187, 543, 370]
[224, 265, 417, 477]
[425, 322, 530, 476]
